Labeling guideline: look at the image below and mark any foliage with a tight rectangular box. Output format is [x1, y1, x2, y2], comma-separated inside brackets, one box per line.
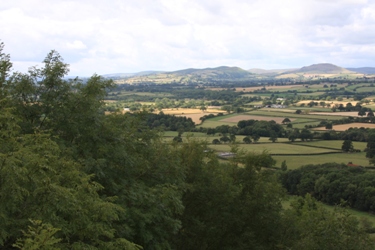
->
[279, 195, 374, 250]
[280, 163, 375, 213]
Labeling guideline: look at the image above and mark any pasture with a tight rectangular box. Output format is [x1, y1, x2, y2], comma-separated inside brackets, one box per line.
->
[209, 142, 340, 155]
[273, 152, 369, 170]
[294, 140, 367, 151]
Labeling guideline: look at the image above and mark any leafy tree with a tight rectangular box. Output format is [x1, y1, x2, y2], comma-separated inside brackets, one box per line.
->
[282, 117, 291, 124]
[280, 195, 374, 250]
[243, 136, 252, 144]
[0, 41, 12, 97]
[358, 109, 366, 116]
[342, 140, 354, 152]
[212, 138, 221, 144]
[325, 123, 333, 130]
[281, 160, 288, 171]
[251, 133, 260, 143]
[295, 109, 302, 114]
[220, 135, 230, 143]
[269, 131, 278, 142]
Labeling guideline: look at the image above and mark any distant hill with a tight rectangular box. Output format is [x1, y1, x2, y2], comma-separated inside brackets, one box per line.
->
[346, 67, 375, 74]
[290, 63, 354, 74]
[172, 66, 253, 78]
[107, 63, 372, 84]
[248, 68, 297, 75]
[102, 71, 164, 78]
[114, 66, 255, 84]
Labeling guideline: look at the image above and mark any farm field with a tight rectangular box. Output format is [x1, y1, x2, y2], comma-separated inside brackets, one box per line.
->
[273, 152, 369, 170]
[209, 142, 340, 155]
[294, 140, 367, 151]
[313, 123, 375, 131]
[247, 109, 345, 120]
[309, 111, 362, 117]
[161, 108, 223, 124]
[219, 115, 295, 124]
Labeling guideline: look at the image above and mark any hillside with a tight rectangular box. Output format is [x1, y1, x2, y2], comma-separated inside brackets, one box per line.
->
[291, 63, 354, 74]
[248, 68, 297, 75]
[115, 66, 256, 84]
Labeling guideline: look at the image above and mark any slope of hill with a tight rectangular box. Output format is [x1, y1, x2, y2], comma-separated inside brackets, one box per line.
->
[248, 68, 297, 75]
[115, 66, 256, 84]
[291, 63, 354, 74]
[103, 71, 164, 78]
[346, 67, 375, 74]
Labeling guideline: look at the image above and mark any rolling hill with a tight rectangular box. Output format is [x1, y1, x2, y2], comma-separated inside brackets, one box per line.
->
[290, 63, 355, 74]
[113, 66, 256, 84]
[109, 63, 369, 84]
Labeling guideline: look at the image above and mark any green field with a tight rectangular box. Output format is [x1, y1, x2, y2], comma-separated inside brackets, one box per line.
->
[294, 140, 367, 151]
[273, 152, 369, 170]
[209, 142, 340, 155]
[246, 109, 344, 120]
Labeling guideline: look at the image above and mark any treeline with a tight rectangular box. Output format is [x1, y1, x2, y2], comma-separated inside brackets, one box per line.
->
[196, 117, 375, 144]
[129, 112, 195, 131]
[280, 163, 375, 213]
[1, 43, 375, 249]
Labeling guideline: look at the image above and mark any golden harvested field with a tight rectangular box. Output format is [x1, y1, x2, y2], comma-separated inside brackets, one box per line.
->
[220, 115, 294, 124]
[313, 123, 375, 131]
[162, 108, 223, 124]
[309, 111, 361, 117]
[208, 85, 304, 92]
[297, 100, 360, 106]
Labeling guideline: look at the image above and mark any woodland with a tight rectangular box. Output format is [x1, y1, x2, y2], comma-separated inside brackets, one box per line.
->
[1, 42, 375, 249]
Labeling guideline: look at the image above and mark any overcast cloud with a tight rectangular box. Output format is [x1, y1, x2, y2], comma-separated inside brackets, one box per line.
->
[1, 0, 375, 76]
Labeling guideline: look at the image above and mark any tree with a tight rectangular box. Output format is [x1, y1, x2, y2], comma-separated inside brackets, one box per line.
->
[279, 194, 374, 250]
[243, 136, 252, 144]
[325, 123, 333, 130]
[367, 110, 374, 117]
[0, 42, 12, 98]
[342, 140, 354, 152]
[212, 138, 221, 144]
[269, 131, 278, 142]
[173, 135, 183, 142]
[281, 160, 288, 171]
[251, 134, 260, 143]
[220, 135, 230, 143]
[358, 109, 366, 117]
[282, 117, 291, 124]
[200, 105, 207, 112]
[295, 109, 302, 114]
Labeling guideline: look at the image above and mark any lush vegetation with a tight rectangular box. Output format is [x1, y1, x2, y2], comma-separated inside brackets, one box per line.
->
[280, 163, 375, 213]
[2, 43, 375, 249]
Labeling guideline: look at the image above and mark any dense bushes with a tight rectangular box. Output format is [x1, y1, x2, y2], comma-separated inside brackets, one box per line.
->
[280, 163, 375, 212]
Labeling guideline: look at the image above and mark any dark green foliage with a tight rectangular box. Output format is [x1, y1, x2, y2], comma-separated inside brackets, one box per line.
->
[143, 112, 195, 130]
[173, 144, 285, 250]
[279, 195, 374, 250]
[280, 163, 375, 213]
[342, 140, 354, 152]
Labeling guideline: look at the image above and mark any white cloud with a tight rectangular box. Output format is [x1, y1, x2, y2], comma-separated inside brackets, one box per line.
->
[1, 0, 374, 76]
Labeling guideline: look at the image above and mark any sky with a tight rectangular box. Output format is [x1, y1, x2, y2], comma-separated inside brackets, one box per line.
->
[1, 0, 375, 77]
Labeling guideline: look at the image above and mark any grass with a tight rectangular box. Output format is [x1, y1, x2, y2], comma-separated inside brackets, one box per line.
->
[208, 142, 339, 155]
[294, 140, 367, 151]
[273, 152, 369, 169]
[246, 109, 344, 120]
